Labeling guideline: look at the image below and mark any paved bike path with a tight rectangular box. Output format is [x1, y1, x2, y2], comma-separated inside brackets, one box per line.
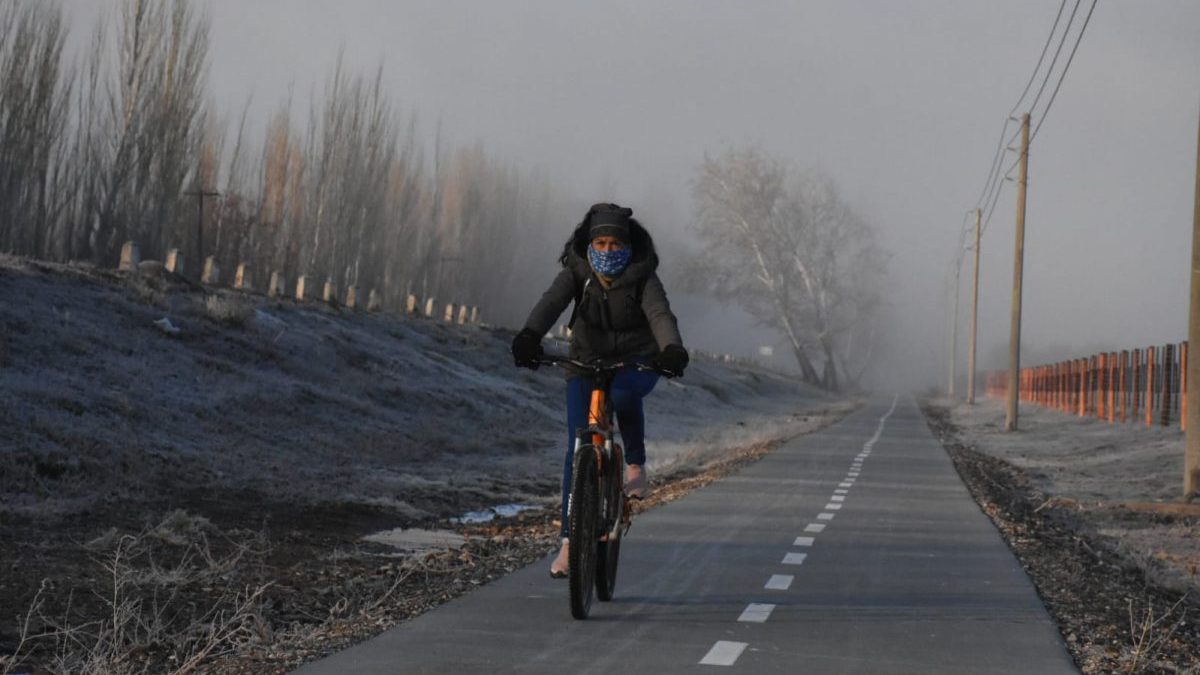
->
[294, 395, 1077, 674]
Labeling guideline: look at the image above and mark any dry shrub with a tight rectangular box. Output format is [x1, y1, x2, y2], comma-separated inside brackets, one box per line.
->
[204, 295, 252, 329]
[2, 512, 271, 675]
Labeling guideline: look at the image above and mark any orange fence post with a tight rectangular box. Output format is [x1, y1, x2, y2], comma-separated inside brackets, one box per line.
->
[1079, 357, 1088, 417]
[1176, 341, 1185, 429]
[1113, 348, 1123, 422]
[1146, 345, 1157, 428]
[1163, 343, 1176, 427]
[1132, 348, 1141, 421]
[1099, 353, 1109, 421]
[1107, 352, 1116, 424]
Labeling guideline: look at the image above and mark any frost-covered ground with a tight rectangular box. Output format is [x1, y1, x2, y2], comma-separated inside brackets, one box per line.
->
[940, 396, 1200, 595]
[0, 254, 834, 521]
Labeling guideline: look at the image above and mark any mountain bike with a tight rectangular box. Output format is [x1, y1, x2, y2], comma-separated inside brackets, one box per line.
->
[537, 356, 663, 619]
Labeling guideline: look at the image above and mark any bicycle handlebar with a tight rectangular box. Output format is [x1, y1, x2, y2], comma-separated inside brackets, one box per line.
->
[534, 355, 671, 377]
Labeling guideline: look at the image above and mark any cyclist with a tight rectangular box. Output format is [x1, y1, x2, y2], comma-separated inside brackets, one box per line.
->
[511, 202, 689, 578]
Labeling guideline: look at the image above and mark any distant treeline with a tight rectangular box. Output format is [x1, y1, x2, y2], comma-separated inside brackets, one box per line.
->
[0, 0, 576, 322]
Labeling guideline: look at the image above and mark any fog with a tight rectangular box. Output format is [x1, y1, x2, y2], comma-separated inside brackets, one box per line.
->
[62, 1, 1200, 390]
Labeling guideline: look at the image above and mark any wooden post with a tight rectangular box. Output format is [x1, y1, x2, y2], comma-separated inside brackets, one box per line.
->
[443, 302, 456, 323]
[323, 279, 336, 304]
[367, 289, 382, 312]
[295, 275, 309, 301]
[1097, 353, 1107, 420]
[345, 286, 358, 310]
[405, 294, 419, 315]
[457, 305, 470, 325]
[424, 298, 437, 318]
[470, 306, 480, 324]
[1106, 353, 1116, 424]
[1005, 113, 1031, 431]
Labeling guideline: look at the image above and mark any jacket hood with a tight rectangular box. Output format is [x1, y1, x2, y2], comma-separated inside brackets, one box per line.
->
[563, 218, 659, 287]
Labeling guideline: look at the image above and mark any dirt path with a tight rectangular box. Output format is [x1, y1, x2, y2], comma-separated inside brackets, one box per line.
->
[921, 401, 1199, 675]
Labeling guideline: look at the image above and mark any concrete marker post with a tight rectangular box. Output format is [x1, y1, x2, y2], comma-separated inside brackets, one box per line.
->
[119, 241, 140, 271]
[201, 257, 220, 285]
[234, 263, 250, 290]
[165, 249, 184, 275]
[268, 272, 285, 298]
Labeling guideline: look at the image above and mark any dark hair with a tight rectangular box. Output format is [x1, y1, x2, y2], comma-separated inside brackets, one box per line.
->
[558, 203, 657, 267]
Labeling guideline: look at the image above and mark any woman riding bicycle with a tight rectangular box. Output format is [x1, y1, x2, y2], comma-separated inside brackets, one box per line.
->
[511, 202, 689, 578]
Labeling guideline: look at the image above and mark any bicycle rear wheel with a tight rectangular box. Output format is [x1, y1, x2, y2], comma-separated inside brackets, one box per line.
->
[568, 445, 600, 619]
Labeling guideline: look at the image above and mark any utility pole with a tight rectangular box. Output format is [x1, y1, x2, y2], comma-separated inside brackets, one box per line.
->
[1005, 113, 1031, 432]
[185, 188, 219, 279]
[1186, 107, 1200, 501]
[949, 255, 963, 399]
[968, 207, 982, 405]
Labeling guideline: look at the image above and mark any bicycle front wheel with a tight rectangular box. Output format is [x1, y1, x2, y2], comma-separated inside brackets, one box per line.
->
[595, 449, 623, 602]
[568, 444, 600, 619]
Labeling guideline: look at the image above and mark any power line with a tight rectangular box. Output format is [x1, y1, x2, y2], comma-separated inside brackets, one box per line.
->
[971, 0, 1067, 214]
[1027, 0, 1082, 115]
[1031, 0, 1099, 141]
[1009, 0, 1068, 117]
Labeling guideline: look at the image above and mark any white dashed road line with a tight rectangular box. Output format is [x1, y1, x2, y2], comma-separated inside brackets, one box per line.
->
[738, 603, 776, 623]
[701, 396, 901, 669]
[765, 574, 794, 590]
[699, 641, 748, 666]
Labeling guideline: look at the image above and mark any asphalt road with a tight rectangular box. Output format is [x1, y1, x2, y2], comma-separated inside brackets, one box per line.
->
[295, 395, 1077, 674]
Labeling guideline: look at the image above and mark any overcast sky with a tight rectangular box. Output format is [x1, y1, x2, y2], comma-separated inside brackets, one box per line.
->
[66, 1, 1200, 389]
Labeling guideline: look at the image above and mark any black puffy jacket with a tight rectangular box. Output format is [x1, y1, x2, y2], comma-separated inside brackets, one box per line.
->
[522, 219, 684, 373]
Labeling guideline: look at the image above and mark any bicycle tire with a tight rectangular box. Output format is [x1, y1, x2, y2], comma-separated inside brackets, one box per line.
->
[595, 449, 623, 601]
[568, 445, 600, 619]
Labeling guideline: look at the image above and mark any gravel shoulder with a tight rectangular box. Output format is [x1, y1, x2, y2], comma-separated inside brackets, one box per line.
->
[921, 397, 1200, 675]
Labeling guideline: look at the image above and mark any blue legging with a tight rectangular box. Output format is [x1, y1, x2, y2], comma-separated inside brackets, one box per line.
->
[560, 369, 660, 538]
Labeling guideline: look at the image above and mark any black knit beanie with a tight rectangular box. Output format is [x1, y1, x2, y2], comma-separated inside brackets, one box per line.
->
[588, 204, 633, 242]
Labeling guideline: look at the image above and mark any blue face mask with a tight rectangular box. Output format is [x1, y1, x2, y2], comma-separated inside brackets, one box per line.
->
[588, 246, 632, 277]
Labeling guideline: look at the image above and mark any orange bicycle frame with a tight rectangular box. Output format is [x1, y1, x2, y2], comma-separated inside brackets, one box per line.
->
[588, 388, 609, 467]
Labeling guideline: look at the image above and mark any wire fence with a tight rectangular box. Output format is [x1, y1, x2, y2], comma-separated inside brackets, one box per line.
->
[984, 341, 1189, 430]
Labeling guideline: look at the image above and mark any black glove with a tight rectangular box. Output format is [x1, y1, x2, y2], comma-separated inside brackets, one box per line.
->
[653, 344, 689, 378]
[511, 328, 543, 369]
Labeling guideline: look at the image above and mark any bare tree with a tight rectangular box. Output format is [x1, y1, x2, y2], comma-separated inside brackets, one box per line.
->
[690, 147, 887, 390]
[0, 0, 72, 258]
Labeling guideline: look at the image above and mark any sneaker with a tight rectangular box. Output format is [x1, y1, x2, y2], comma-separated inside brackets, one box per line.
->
[625, 464, 649, 500]
[549, 538, 569, 579]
